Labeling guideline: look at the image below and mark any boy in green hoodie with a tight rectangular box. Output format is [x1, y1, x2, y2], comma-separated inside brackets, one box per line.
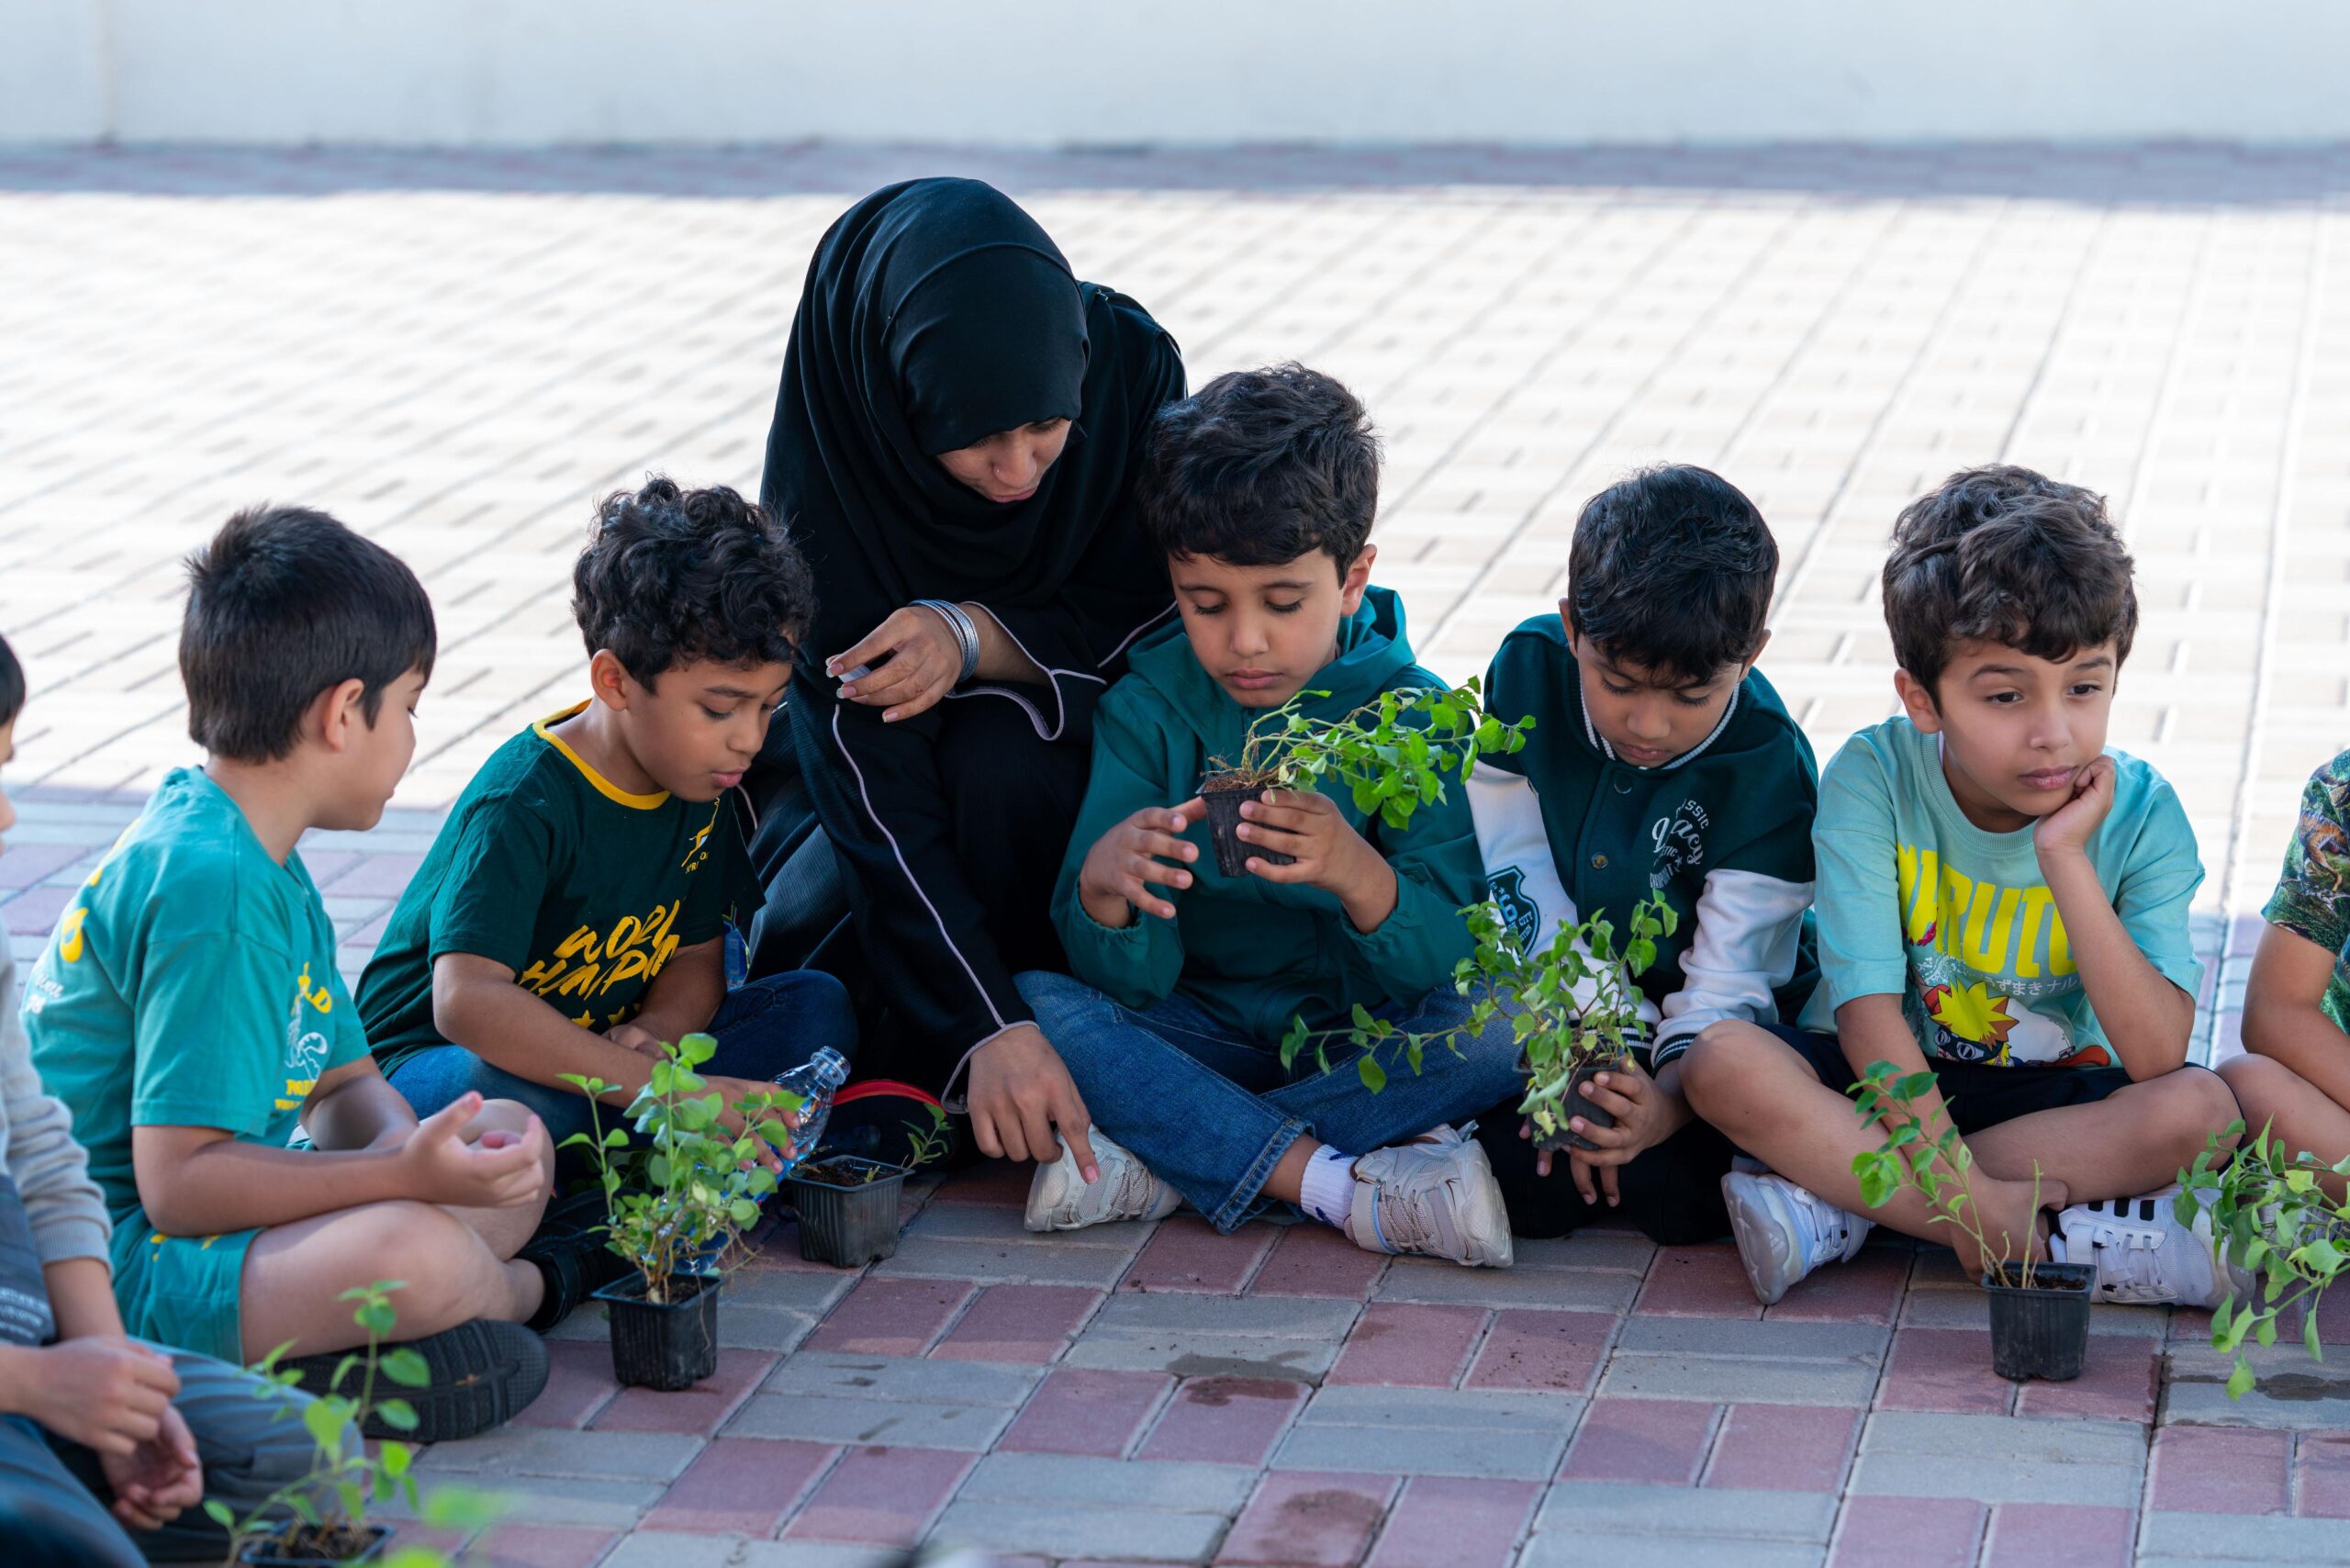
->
[1015, 365, 1525, 1268]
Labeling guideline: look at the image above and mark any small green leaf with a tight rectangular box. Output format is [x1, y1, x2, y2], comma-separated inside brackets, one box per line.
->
[2227, 1360, 2257, 1399]
[376, 1397, 420, 1432]
[1358, 1055, 1388, 1093]
[380, 1347, 431, 1388]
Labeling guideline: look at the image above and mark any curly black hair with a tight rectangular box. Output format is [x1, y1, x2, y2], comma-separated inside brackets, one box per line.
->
[1883, 465, 2137, 700]
[182, 505, 437, 762]
[0, 633, 21, 731]
[1566, 465, 1778, 683]
[1136, 364, 1381, 572]
[573, 477, 815, 688]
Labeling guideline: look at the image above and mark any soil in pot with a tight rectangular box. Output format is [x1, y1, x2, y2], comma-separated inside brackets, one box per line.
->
[1982, 1260, 2095, 1382]
[241, 1524, 391, 1566]
[593, 1271, 721, 1392]
[789, 1155, 908, 1268]
[1200, 779, 1294, 879]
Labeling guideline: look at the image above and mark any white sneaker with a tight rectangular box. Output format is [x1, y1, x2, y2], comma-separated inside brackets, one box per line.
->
[1024, 1129, 1181, 1233]
[2053, 1185, 2233, 1308]
[1721, 1171, 1873, 1305]
[1342, 1126, 1514, 1269]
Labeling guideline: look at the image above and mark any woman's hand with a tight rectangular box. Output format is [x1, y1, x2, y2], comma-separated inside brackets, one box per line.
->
[828, 606, 968, 722]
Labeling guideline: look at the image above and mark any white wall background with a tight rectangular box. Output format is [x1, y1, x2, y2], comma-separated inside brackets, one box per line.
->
[6, 0, 2349, 146]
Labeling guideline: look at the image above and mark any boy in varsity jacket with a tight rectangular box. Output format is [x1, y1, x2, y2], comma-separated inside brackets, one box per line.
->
[1465, 465, 1822, 1243]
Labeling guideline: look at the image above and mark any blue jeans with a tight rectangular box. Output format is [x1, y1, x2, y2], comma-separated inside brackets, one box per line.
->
[388, 969, 857, 1180]
[1014, 971, 1528, 1232]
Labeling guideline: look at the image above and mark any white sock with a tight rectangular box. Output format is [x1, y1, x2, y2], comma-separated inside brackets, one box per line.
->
[1299, 1146, 1357, 1229]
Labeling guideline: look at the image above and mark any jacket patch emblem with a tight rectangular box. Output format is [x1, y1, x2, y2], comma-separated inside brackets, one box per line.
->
[1487, 866, 1540, 951]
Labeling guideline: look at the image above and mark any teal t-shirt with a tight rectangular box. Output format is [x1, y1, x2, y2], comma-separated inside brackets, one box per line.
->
[1798, 718, 2204, 1067]
[357, 704, 745, 1075]
[2263, 748, 2350, 1033]
[19, 768, 372, 1249]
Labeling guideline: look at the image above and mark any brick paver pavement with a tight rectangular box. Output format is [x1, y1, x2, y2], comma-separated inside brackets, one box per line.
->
[3, 143, 2347, 1565]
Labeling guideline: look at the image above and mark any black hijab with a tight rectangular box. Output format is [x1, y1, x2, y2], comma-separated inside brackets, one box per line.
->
[761, 178, 1184, 665]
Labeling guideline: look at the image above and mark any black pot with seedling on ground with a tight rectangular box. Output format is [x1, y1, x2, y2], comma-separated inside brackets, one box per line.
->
[1850, 1062, 2090, 1381]
[214, 1282, 506, 1566]
[560, 1033, 800, 1390]
[788, 1103, 958, 1267]
[1284, 890, 1678, 1158]
[1199, 678, 1530, 879]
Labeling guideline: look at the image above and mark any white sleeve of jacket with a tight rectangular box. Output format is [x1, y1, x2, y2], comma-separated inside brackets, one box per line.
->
[1465, 768, 1663, 1032]
[1651, 867, 1814, 1064]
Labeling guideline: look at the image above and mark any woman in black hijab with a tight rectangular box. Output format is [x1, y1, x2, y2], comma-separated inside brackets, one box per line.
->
[757, 178, 1184, 1175]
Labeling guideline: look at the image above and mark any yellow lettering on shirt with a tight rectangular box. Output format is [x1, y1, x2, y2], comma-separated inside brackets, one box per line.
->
[517, 900, 686, 1015]
[297, 962, 333, 1014]
[1895, 844, 2072, 978]
[57, 906, 88, 965]
[681, 817, 715, 872]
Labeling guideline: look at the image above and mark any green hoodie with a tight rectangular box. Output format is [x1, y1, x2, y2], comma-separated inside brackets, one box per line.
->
[1051, 585, 1485, 1045]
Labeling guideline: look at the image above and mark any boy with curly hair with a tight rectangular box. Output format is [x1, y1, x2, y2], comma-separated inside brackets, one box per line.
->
[360, 478, 856, 1178]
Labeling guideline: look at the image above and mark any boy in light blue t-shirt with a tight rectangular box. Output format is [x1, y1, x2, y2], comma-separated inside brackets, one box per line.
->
[1679, 466, 2241, 1309]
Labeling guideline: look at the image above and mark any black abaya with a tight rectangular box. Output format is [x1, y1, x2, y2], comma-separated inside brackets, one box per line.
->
[757, 179, 1184, 1098]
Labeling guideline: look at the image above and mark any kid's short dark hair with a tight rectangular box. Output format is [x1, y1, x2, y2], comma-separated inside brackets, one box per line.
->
[0, 633, 21, 731]
[182, 506, 437, 763]
[1566, 465, 1777, 683]
[1136, 364, 1380, 573]
[1883, 465, 2138, 700]
[573, 477, 814, 688]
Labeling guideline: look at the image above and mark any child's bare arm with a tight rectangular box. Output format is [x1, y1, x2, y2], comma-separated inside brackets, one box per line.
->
[130, 1086, 543, 1235]
[622, 935, 726, 1049]
[2036, 759, 2194, 1077]
[431, 951, 657, 1103]
[2243, 923, 2350, 1107]
[1839, 992, 1951, 1125]
[300, 1056, 418, 1151]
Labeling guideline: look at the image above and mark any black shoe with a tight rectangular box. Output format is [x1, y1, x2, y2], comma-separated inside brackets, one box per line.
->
[526, 1188, 630, 1306]
[284, 1319, 549, 1443]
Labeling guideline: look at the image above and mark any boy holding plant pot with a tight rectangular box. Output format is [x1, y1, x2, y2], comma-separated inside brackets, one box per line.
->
[1681, 466, 2241, 1308]
[1014, 365, 1527, 1267]
[1461, 465, 1829, 1246]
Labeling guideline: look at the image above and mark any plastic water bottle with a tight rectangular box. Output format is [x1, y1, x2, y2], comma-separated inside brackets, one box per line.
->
[769, 1047, 850, 1174]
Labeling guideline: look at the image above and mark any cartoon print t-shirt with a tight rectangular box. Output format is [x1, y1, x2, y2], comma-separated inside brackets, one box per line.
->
[20, 767, 372, 1239]
[358, 704, 746, 1076]
[1798, 717, 2204, 1067]
[2263, 748, 2350, 1033]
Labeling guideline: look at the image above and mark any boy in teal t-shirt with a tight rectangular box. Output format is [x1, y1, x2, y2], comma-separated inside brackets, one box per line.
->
[2216, 751, 2350, 1192]
[1460, 465, 1825, 1244]
[23, 507, 565, 1443]
[1014, 366, 1527, 1268]
[358, 478, 854, 1177]
[1680, 465, 2240, 1310]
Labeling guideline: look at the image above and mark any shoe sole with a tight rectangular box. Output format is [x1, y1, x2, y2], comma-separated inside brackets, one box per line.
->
[290, 1319, 551, 1444]
[1451, 1138, 1515, 1269]
[1721, 1172, 1803, 1306]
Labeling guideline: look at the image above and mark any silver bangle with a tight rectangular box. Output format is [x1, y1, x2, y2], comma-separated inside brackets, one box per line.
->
[914, 599, 981, 686]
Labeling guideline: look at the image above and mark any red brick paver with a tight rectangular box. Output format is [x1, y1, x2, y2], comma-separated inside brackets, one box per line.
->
[1217, 1472, 1399, 1567]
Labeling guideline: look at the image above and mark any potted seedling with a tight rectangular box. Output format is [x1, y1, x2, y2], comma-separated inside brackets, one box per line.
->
[1850, 1061, 2091, 1382]
[1198, 678, 1531, 878]
[788, 1104, 956, 1268]
[1283, 892, 1676, 1157]
[2177, 1120, 2350, 1398]
[560, 1032, 800, 1391]
[212, 1281, 506, 1567]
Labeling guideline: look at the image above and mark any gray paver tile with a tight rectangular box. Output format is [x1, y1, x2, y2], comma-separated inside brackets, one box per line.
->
[2160, 1344, 2350, 1428]
[761, 1350, 1042, 1406]
[1090, 1293, 1361, 1338]
[1846, 1410, 2147, 1506]
[872, 1235, 1138, 1286]
[724, 1393, 1015, 1450]
[1596, 1354, 1880, 1405]
[1519, 1535, 1826, 1568]
[602, 1540, 901, 1568]
[928, 1498, 1226, 1562]
[959, 1450, 1259, 1511]
[1061, 1328, 1337, 1382]
[382, 1474, 668, 1529]
[1532, 1482, 1838, 1540]
[412, 1427, 703, 1482]
[1376, 1259, 1640, 1310]
[1299, 1384, 1580, 1431]
[1271, 1421, 1564, 1479]
[2139, 1511, 2350, 1563]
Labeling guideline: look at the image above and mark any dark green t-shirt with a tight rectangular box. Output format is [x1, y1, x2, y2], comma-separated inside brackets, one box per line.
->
[358, 705, 748, 1076]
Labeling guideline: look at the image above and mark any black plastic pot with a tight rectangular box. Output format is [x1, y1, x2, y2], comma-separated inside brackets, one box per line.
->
[241, 1525, 391, 1565]
[1521, 1049, 1620, 1153]
[594, 1271, 721, 1391]
[1983, 1260, 2095, 1382]
[788, 1155, 908, 1268]
[1201, 782, 1293, 878]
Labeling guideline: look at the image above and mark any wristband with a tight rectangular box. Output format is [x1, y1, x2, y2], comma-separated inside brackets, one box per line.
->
[913, 599, 981, 686]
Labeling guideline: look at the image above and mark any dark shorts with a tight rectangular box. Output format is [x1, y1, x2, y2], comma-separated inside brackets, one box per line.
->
[1762, 1024, 2133, 1135]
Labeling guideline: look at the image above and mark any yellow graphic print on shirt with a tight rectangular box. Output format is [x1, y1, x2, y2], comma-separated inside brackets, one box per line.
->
[1895, 845, 2103, 1066]
[276, 960, 335, 1111]
[516, 898, 685, 1018]
[681, 814, 716, 873]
